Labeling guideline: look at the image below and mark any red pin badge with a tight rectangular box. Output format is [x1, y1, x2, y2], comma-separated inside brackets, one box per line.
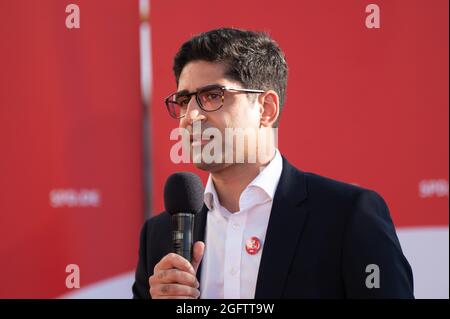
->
[245, 236, 261, 255]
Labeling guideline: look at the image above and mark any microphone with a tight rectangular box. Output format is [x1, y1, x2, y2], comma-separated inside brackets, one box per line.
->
[164, 172, 204, 262]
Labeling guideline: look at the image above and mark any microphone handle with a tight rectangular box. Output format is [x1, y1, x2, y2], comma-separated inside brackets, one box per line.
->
[171, 213, 195, 262]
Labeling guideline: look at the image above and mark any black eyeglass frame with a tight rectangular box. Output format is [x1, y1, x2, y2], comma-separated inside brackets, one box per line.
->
[164, 85, 265, 119]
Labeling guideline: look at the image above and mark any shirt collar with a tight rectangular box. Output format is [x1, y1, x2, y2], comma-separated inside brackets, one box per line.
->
[204, 149, 283, 212]
[204, 175, 220, 211]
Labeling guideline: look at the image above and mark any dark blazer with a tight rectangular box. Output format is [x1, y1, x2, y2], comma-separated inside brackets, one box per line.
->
[132, 157, 414, 298]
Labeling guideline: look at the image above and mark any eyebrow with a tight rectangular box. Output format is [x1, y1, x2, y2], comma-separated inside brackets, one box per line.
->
[176, 84, 223, 96]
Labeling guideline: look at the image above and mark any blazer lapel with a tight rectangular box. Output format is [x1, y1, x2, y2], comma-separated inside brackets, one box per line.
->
[255, 157, 309, 298]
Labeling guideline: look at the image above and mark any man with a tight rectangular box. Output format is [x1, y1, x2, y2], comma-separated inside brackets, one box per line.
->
[132, 28, 414, 299]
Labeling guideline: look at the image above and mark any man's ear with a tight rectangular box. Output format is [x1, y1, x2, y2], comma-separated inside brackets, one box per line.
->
[259, 90, 280, 127]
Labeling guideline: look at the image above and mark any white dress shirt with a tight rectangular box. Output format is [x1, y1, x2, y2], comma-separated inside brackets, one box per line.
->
[200, 149, 283, 299]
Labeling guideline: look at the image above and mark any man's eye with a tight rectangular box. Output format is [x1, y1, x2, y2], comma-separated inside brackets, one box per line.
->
[177, 98, 190, 106]
[206, 92, 221, 100]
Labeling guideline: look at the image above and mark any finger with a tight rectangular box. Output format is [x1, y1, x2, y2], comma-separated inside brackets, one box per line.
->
[154, 253, 195, 275]
[192, 241, 205, 273]
[156, 284, 200, 298]
[150, 269, 199, 288]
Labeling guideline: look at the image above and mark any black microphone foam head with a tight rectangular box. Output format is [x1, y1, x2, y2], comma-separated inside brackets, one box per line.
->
[164, 172, 204, 215]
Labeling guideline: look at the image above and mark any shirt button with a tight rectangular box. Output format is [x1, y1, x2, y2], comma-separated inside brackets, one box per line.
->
[232, 223, 240, 230]
[230, 268, 238, 276]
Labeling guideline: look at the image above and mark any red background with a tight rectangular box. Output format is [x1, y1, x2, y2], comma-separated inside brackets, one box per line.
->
[0, 0, 143, 297]
[150, 0, 449, 227]
[0, 0, 447, 298]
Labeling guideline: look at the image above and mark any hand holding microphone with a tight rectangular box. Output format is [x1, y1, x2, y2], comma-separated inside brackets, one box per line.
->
[149, 172, 205, 299]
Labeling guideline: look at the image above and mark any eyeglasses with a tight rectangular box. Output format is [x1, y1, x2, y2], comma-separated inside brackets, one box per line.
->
[164, 84, 265, 119]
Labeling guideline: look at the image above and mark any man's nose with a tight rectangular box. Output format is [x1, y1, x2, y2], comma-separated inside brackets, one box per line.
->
[185, 97, 206, 124]
[187, 109, 200, 122]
